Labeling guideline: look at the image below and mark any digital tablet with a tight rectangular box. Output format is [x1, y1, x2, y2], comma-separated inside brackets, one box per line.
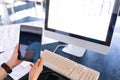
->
[18, 25, 43, 63]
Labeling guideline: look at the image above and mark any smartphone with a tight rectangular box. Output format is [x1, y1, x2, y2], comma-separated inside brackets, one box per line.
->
[18, 25, 43, 63]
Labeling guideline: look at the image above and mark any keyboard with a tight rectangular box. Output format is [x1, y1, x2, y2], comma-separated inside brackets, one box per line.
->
[41, 50, 100, 80]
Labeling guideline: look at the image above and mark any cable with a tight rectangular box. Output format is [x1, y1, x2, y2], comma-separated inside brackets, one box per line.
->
[53, 44, 67, 53]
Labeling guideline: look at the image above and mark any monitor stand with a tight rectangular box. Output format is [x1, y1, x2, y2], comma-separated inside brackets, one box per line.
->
[62, 44, 86, 57]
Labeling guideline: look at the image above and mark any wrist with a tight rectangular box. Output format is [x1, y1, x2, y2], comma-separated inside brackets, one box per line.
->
[1, 63, 12, 73]
[6, 61, 14, 69]
[29, 76, 37, 80]
[29, 78, 37, 80]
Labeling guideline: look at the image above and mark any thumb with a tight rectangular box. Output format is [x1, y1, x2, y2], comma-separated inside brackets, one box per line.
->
[14, 44, 19, 53]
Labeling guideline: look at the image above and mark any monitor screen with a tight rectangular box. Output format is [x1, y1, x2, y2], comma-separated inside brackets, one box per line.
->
[44, 0, 119, 56]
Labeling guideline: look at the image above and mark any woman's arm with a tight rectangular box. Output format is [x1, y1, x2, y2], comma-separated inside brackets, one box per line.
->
[0, 44, 43, 80]
[0, 44, 21, 80]
[0, 67, 8, 80]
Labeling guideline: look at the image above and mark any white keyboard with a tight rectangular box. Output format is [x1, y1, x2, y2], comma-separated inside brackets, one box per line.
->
[41, 50, 100, 80]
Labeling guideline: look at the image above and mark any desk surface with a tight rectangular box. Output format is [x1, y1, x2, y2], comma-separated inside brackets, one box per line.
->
[41, 32, 120, 80]
[0, 17, 120, 80]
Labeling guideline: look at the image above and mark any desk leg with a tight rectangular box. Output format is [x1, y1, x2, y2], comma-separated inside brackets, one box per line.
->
[10, 3, 15, 22]
[34, 0, 38, 17]
[2, 3, 11, 25]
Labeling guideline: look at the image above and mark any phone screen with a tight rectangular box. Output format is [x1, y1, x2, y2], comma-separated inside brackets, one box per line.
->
[18, 25, 42, 63]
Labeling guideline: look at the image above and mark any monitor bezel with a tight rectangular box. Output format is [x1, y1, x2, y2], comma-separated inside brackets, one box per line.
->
[45, 0, 119, 46]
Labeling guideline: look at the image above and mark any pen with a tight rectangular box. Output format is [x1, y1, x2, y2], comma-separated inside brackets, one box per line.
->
[0, 51, 4, 54]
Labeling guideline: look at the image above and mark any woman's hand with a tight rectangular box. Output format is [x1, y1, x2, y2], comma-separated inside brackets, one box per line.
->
[6, 44, 21, 69]
[29, 58, 43, 80]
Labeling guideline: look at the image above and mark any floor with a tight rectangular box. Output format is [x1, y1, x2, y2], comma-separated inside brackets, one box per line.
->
[0, 0, 45, 25]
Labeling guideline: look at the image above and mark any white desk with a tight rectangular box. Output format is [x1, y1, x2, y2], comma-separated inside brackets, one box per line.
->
[0, 21, 57, 80]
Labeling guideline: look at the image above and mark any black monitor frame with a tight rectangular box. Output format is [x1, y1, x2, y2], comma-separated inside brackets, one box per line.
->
[45, 0, 120, 46]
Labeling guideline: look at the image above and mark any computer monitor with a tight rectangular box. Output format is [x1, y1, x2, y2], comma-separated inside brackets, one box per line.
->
[44, 0, 120, 57]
